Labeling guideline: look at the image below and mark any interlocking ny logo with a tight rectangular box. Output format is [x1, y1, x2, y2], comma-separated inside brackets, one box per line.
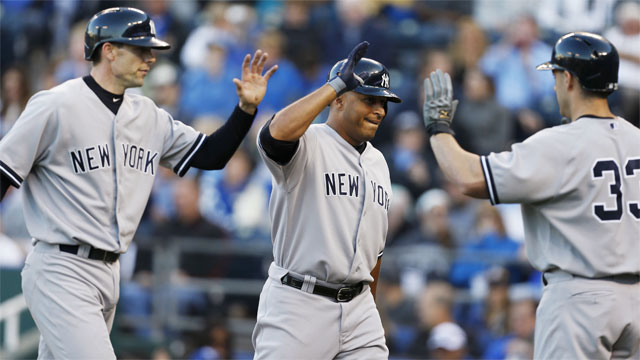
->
[381, 73, 389, 88]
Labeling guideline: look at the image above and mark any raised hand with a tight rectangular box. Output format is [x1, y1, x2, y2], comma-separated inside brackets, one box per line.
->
[234, 49, 278, 114]
[423, 69, 458, 136]
[328, 41, 369, 96]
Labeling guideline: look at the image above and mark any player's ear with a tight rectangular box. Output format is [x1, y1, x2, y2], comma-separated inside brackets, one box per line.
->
[102, 42, 117, 62]
[335, 94, 345, 110]
[563, 70, 575, 90]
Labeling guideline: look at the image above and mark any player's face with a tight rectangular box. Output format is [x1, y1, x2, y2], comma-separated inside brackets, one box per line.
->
[339, 92, 387, 146]
[111, 45, 156, 89]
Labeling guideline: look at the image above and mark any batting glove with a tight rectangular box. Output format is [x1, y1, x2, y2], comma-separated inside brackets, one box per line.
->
[328, 41, 369, 96]
[423, 69, 458, 136]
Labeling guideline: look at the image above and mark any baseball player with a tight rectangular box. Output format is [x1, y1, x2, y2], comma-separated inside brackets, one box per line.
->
[423, 32, 640, 359]
[0, 7, 276, 359]
[252, 41, 401, 359]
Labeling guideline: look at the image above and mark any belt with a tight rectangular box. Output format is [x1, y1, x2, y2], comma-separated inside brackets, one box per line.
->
[281, 274, 364, 302]
[543, 271, 640, 286]
[59, 244, 120, 263]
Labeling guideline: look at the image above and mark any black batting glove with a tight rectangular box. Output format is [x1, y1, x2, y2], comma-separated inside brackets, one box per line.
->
[423, 69, 458, 136]
[328, 41, 369, 96]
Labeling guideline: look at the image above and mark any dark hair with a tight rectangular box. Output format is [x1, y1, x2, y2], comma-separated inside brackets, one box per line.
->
[91, 42, 124, 65]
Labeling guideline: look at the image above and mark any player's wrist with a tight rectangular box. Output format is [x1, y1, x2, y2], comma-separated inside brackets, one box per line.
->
[328, 76, 347, 96]
[425, 121, 455, 136]
[238, 101, 257, 115]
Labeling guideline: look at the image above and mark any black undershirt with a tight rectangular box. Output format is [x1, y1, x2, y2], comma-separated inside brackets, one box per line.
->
[259, 117, 366, 166]
[83, 76, 123, 115]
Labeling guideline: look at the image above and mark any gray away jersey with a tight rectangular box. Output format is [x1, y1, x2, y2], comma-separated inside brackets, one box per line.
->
[481, 116, 640, 277]
[258, 124, 392, 284]
[0, 78, 203, 252]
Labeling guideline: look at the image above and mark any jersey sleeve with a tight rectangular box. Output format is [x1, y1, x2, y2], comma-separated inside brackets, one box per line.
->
[480, 127, 572, 205]
[257, 123, 317, 192]
[157, 108, 205, 177]
[0, 91, 56, 188]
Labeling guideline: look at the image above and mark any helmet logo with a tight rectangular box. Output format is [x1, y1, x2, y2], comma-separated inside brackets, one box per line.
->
[381, 73, 389, 88]
[149, 19, 157, 36]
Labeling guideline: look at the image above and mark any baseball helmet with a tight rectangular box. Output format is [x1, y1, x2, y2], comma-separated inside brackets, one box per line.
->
[328, 58, 402, 103]
[536, 32, 618, 93]
[84, 7, 171, 61]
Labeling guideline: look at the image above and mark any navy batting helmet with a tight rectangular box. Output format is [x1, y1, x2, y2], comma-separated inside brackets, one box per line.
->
[536, 32, 618, 93]
[84, 7, 171, 61]
[328, 58, 402, 103]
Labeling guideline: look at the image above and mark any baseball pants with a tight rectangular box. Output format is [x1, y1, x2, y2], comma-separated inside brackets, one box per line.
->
[252, 262, 388, 360]
[21, 241, 120, 360]
[534, 270, 640, 359]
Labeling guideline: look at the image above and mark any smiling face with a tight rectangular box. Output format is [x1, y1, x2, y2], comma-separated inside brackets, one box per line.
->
[110, 44, 156, 89]
[331, 91, 387, 146]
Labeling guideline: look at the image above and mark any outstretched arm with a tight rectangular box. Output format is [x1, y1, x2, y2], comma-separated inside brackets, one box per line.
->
[269, 41, 369, 141]
[423, 70, 488, 198]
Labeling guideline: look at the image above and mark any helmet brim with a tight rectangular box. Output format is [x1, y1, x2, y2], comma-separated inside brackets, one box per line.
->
[354, 86, 402, 103]
[535, 62, 563, 71]
[117, 37, 171, 50]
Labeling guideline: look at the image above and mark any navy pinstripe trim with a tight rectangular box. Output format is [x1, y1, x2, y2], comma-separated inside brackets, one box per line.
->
[0, 161, 22, 188]
[480, 156, 500, 205]
[378, 250, 384, 258]
[174, 133, 205, 177]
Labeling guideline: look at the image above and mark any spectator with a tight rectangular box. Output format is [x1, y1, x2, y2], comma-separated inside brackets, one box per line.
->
[442, 179, 481, 247]
[180, 2, 255, 70]
[52, 20, 91, 85]
[409, 279, 467, 358]
[449, 203, 521, 288]
[479, 15, 557, 133]
[139, 0, 190, 64]
[395, 188, 454, 249]
[144, 61, 183, 120]
[453, 68, 513, 155]
[393, 189, 454, 297]
[605, 0, 640, 127]
[385, 110, 437, 199]
[251, 29, 305, 114]
[449, 17, 489, 81]
[199, 146, 270, 240]
[1, 66, 31, 137]
[427, 322, 468, 360]
[180, 39, 238, 122]
[484, 295, 537, 359]
[386, 184, 414, 244]
[456, 266, 511, 358]
[188, 318, 233, 360]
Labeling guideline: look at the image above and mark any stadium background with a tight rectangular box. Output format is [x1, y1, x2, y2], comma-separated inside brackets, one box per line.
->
[0, 0, 638, 359]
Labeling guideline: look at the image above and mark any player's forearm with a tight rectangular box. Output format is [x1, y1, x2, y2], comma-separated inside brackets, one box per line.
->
[430, 134, 488, 198]
[269, 84, 337, 141]
[190, 104, 255, 170]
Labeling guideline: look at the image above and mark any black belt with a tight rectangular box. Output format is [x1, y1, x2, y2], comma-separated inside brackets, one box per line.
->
[59, 244, 120, 263]
[281, 274, 364, 302]
[543, 271, 640, 286]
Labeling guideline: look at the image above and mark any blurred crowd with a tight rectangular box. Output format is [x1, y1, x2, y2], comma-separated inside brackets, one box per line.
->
[1, 0, 639, 359]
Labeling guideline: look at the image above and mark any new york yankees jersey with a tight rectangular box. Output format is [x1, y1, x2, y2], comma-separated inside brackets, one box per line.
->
[0, 78, 203, 252]
[481, 116, 640, 277]
[257, 123, 392, 284]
